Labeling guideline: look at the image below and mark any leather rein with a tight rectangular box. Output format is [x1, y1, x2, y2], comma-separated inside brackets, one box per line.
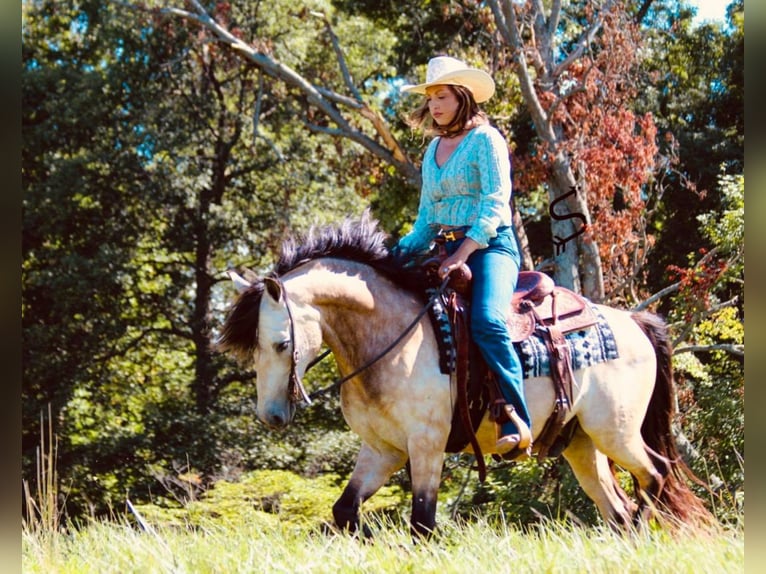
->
[277, 275, 450, 406]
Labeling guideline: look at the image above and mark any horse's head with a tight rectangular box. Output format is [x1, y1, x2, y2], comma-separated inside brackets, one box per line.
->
[218, 270, 322, 429]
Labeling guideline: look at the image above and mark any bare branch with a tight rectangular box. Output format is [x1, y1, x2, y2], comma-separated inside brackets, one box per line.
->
[302, 122, 347, 138]
[551, 0, 615, 79]
[252, 72, 263, 144]
[633, 247, 724, 312]
[635, 0, 656, 25]
[315, 86, 364, 109]
[548, 0, 562, 35]
[532, 0, 547, 16]
[546, 80, 588, 123]
[311, 11, 363, 102]
[489, 0, 554, 147]
[128, 0, 419, 184]
[673, 344, 744, 358]
[632, 281, 681, 311]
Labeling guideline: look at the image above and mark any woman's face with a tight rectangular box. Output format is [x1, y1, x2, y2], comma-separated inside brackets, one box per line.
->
[426, 85, 459, 126]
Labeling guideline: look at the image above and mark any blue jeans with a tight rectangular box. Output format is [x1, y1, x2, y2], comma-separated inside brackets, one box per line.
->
[444, 226, 531, 436]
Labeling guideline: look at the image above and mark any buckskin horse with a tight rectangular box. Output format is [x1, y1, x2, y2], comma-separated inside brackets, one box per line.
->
[217, 213, 712, 537]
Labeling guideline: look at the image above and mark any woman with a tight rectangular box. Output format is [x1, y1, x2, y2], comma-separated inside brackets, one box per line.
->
[396, 56, 531, 455]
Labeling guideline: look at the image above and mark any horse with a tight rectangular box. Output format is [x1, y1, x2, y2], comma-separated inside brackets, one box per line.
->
[217, 213, 713, 537]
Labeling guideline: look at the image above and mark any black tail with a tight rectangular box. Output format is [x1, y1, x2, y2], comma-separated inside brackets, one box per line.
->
[630, 311, 715, 528]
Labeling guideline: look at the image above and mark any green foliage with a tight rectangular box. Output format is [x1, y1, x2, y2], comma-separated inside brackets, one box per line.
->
[697, 171, 744, 269]
[673, 305, 744, 499]
[637, 1, 744, 296]
[131, 469, 407, 530]
[443, 456, 600, 528]
[22, 0, 744, 531]
[22, 0, 371, 518]
[330, 0, 495, 73]
[667, 169, 744, 516]
[22, 0, 194, 516]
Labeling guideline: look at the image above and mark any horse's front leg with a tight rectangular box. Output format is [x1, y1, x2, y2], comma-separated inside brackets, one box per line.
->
[407, 434, 447, 539]
[332, 442, 407, 537]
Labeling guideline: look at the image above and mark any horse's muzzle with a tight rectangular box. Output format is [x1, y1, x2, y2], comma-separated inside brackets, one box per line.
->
[258, 402, 294, 429]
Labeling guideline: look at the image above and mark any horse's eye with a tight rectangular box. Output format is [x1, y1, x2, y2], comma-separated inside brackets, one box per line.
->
[275, 340, 290, 353]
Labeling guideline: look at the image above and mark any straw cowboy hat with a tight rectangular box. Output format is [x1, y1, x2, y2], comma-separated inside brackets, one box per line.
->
[401, 56, 495, 103]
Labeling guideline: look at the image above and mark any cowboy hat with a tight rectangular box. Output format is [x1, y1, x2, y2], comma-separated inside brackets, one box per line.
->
[401, 56, 495, 103]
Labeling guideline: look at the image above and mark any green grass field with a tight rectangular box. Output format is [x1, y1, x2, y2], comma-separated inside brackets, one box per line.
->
[23, 513, 743, 574]
[22, 431, 745, 574]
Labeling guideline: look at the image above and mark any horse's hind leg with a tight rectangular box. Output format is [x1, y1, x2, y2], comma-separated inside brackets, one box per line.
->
[607, 458, 638, 517]
[630, 445, 670, 524]
[586, 435, 669, 526]
[332, 442, 407, 537]
[563, 428, 635, 529]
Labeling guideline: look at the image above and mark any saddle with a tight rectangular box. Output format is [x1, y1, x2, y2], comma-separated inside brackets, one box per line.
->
[508, 272, 597, 342]
[422, 257, 597, 481]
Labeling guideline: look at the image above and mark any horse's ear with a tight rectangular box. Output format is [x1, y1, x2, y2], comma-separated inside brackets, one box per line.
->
[227, 269, 252, 293]
[264, 277, 283, 302]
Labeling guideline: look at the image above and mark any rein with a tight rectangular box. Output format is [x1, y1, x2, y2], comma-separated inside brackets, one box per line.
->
[277, 275, 451, 405]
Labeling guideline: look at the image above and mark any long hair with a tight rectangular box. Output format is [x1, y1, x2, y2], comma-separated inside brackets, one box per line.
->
[407, 85, 488, 138]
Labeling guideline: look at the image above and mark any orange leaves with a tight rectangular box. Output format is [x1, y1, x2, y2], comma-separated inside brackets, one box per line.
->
[511, 148, 548, 194]
[667, 249, 730, 322]
[511, 2, 660, 297]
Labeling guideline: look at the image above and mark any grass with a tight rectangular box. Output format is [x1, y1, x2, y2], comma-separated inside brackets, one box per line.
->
[22, 404, 64, 537]
[21, 408, 744, 574]
[22, 511, 744, 574]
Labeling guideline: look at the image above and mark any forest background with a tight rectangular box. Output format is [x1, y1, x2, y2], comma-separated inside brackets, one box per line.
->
[22, 0, 744, 528]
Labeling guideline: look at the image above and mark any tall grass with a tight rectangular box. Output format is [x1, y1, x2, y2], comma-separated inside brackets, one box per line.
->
[22, 404, 65, 536]
[21, 404, 744, 573]
[22, 512, 744, 574]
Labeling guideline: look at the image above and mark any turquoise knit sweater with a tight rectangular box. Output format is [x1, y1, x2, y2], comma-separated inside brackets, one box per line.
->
[398, 124, 513, 255]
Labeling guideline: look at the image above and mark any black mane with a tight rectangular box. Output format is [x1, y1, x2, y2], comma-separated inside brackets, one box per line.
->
[218, 212, 425, 362]
[272, 210, 391, 277]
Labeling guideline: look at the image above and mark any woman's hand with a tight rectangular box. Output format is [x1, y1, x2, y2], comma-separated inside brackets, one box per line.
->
[439, 237, 480, 278]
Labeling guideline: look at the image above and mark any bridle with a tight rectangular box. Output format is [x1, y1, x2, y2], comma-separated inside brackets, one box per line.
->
[277, 278, 313, 405]
[275, 275, 450, 406]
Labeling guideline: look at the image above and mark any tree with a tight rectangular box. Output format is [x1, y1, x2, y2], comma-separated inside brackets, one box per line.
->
[23, 0, 388, 516]
[634, 0, 744, 308]
[23, 0, 743, 522]
[486, 0, 671, 301]
[22, 0, 180, 504]
[668, 171, 743, 505]
[146, 0, 418, 181]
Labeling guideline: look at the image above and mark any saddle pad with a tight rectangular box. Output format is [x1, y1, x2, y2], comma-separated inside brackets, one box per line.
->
[514, 306, 619, 379]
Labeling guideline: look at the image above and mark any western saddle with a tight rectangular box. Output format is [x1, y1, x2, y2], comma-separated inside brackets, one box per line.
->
[423, 257, 598, 481]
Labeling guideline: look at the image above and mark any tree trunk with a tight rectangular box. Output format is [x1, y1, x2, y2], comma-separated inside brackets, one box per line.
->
[549, 153, 605, 300]
[490, 0, 606, 300]
[512, 203, 534, 271]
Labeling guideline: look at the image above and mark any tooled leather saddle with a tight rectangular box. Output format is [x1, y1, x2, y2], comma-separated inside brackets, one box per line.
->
[422, 257, 598, 481]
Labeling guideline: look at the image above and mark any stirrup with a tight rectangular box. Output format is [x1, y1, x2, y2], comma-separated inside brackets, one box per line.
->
[500, 443, 533, 462]
[496, 405, 532, 454]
